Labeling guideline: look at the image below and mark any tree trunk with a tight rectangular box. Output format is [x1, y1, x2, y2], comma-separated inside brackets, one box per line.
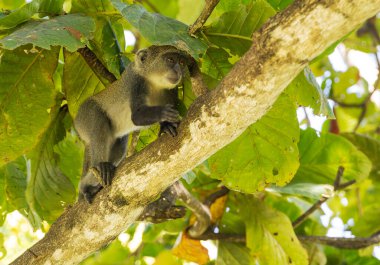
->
[11, 0, 380, 264]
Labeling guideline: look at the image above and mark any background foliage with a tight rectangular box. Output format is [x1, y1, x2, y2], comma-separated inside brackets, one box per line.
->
[0, 0, 379, 264]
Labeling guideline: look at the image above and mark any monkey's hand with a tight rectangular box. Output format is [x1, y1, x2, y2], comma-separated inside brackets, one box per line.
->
[160, 104, 180, 123]
[159, 121, 179, 137]
[97, 162, 116, 186]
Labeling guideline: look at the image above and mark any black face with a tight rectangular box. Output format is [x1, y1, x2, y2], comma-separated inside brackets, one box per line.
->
[164, 52, 187, 84]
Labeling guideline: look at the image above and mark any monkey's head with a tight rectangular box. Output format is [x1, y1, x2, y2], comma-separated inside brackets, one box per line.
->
[134, 45, 191, 89]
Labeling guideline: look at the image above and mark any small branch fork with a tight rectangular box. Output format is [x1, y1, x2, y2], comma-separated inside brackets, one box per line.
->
[292, 166, 355, 228]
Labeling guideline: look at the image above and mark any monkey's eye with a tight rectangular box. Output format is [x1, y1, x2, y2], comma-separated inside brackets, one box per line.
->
[167, 58, 175, 63]
[179, 60, 185, 66]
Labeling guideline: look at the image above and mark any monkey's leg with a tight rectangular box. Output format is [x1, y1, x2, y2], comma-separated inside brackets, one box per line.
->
[109, 135, 128, 167]
[80, 125, 114, 203]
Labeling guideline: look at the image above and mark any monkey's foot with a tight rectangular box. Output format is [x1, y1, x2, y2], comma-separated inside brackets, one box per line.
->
[83, 184, 103, 204]
[97, 162, 116, 186]
[159, 122, 179, 137]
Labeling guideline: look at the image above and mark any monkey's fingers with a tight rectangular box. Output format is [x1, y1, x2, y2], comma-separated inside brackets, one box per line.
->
[162, 111, 180, 123]
[98, 162, 116, 186]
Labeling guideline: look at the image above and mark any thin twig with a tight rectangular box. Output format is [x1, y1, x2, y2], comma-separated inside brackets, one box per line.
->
[195, 231, 380, 249]
[298, 231, 380, 249]
[204, 186, 229, 207]
[189, 0, 220, 35]
[292, 166, 356, 228]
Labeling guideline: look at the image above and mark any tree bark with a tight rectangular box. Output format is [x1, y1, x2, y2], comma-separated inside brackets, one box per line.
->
[11, 0, 380, 264]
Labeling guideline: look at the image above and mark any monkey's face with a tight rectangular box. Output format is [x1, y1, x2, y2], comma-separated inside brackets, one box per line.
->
[135, 46, 189, 89]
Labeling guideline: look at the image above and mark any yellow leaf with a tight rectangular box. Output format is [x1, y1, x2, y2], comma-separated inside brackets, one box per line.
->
[210, 195, 228, 223]
[172, 233, 209, 265]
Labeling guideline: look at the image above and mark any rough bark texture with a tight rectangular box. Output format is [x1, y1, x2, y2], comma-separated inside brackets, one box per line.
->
[11, 0, 380, 264]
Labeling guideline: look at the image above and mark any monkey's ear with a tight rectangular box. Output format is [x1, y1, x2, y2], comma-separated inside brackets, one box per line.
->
[136, 49, 148, 64]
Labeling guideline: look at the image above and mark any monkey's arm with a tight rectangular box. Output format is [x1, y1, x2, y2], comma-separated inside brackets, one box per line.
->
[130, 84, 179, 126]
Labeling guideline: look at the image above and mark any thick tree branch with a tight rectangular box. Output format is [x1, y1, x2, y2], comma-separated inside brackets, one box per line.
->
[11, 1, 380, 264]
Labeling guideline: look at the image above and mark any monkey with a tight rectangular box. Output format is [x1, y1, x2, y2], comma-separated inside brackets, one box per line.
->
[74, 45, 196, 203]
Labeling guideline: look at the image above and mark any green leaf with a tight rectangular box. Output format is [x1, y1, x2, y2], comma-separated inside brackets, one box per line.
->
[89, 18, 127, 79]
[242, 196, 308, 265]
[210, 93, 299, 193]
[54, 132, 84, 191]
[342, 133, 380, 182]
[332, 67, 361, 101]
[0, 1, 40, 30]
[201, 47, 233, 80]
[0, 14, 95, 52]
[205, 0, 276, 56]
[26, 108, 77, 224]
[352, 205, 380, 237]
[0, 0, 25, 10]
[0, 47, 59, 167]
[71, 0, 114, 13]
[63, 50, 105, 117]
[115, 3, 207, 58]
[176, 0, 203, 24]
[3, 157, 28, 213]
[292, 128, 371, 184]
[268, 183, 334, 200]
[286, 67, 334, 118]
[217, 242, 253, 265]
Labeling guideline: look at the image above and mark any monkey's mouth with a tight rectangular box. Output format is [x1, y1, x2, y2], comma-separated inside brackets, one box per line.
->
[167, 74, 181, 85]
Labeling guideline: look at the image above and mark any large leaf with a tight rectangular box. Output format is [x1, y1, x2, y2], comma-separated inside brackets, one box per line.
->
[54, 132, 84, 192]
[25, 108, 77, 224]
[0, 0, 25, 10]
[205, 0, 276, 56]
[242, 196, 308, 265]
[0, 14, 95, 52]
[292, 128, 371, 184]
[0, 0, 64, 30]
[0, 47, 59, 167]
[342, 133, 380, 182]
[63, 50, 105, 117]
[0, 159, 26, 225]
[286, 67, 334, 118]
[201, 47, 233, 80]
[115, 3, 207, 58]
[209, 93, 299, 193]
[217, 242, 253, 265]
[71, 0, 126, 77]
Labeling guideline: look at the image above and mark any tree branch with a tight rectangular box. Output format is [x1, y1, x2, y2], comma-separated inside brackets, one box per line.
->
[188, 0, 220, 35]
[194, 231, 380, 249]
[11, 1, 380, 264]
[77, 47, 117, 83]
